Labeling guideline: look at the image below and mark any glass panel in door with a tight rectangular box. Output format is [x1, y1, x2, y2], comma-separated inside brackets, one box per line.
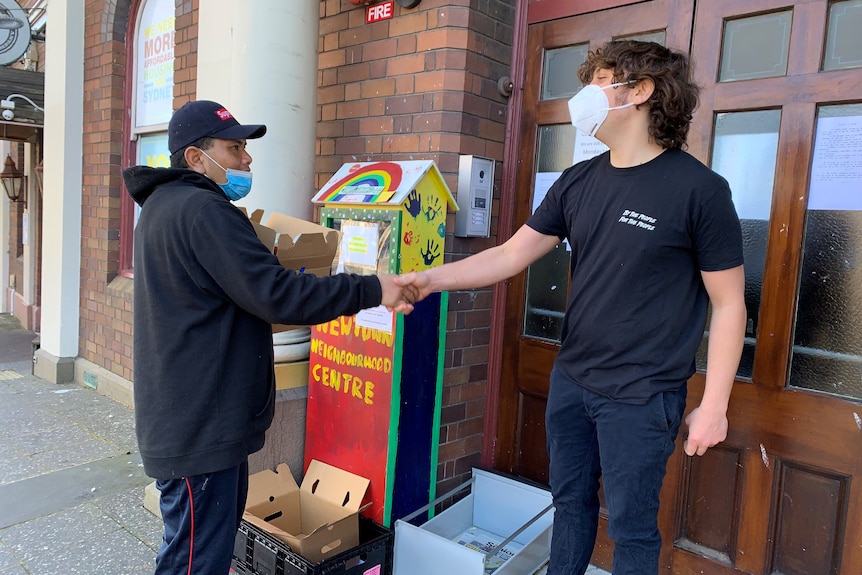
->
[614, 30, 667, 45]
[791, 104, 862, 399]
[696, 109, 780, 379]
[823, 0, 862, 71]
[524, 124, 575, 342]
[719, 10, 792, 82]
[541, 44, 589, 101]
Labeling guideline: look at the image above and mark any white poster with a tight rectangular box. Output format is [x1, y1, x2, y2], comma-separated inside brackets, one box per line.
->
[135, 0, 175, 127]
[532, 172, 561, 214]
[532, 172, 570, 251]
[808, 115, 862, 211]
[356, 306, 394, 334]
[338, 223, 380, 269]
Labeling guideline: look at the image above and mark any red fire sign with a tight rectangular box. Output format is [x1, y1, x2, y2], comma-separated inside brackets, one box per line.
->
[366, 1, 394, 24]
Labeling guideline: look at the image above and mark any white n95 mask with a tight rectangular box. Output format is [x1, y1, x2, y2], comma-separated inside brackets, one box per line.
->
[567, 82, 635, 137]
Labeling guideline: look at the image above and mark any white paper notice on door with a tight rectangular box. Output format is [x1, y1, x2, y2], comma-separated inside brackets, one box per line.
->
[532, 172, 561, 215]
[533, 172, 570, 252]
[573, 131, 609, 165]
[808, 114, 862, 211]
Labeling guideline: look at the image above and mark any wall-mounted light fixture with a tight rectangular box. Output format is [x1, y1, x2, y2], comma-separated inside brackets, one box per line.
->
[1, 154, 25, 204]
[0, 93, 44, 121]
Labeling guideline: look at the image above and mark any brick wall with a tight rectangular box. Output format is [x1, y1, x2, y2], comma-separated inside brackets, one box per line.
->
[173, 0, 198, 106]
[78, 0, 195, 381]
[316, 0, 514, 497]
[79, 0, 130, 378]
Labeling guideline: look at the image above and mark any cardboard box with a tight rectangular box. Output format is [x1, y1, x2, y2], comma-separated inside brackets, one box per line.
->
[274, 361, 309, 390]
[393, 469, 554, 575]
[244, 209, 340, 333]
[247, 210, 339, 277]
[243, 460, 371, 564]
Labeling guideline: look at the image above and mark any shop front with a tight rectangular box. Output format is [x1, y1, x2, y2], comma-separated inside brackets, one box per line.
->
[35, 1, 862, 573]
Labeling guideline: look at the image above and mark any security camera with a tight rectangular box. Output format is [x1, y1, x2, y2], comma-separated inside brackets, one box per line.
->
[1, 109, 13, 121]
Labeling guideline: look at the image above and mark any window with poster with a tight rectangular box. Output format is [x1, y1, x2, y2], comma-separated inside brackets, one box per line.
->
[119, 0, 175, 275]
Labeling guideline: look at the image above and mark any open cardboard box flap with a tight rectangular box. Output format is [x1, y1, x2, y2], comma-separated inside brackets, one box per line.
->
[264, 212, 340, 273]
[240, 209, 341, 333]
[242, 209, 340, 272]
[243, 460, 371, 563]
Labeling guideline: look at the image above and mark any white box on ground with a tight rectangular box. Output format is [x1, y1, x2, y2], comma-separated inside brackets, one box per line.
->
[393, 468, 554, 575]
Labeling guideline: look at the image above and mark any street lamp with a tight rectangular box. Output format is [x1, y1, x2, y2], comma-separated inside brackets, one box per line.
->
[33, 158, 42, 198]
[1, 154, 25, 203]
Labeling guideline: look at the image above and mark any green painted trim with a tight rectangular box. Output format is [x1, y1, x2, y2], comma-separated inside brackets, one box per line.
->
[383, 310, 406, 527]
[389, 214, 402, 274]
[428, 290, 449, 519]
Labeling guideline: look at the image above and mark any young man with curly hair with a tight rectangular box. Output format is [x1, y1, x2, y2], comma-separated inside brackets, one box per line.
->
[396, 41, 746, 575]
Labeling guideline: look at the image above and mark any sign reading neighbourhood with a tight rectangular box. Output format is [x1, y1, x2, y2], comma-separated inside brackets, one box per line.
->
[308, 314, 396, 524]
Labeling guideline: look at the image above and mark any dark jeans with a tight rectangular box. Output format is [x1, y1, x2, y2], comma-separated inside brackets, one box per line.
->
[154, 460, 249, 575]
[545, 367, 686, 575]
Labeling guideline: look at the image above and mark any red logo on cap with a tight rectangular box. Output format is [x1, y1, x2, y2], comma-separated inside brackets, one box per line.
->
[215, 108, 233, 121]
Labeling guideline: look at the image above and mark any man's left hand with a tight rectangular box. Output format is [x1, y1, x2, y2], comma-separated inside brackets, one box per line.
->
[683, 406, 728, 456]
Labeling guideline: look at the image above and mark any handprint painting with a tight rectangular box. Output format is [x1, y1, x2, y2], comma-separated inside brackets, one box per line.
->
[313, 160, 456, 273]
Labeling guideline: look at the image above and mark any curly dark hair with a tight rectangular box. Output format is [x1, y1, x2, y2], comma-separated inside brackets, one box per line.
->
[577, 41, 699, 150]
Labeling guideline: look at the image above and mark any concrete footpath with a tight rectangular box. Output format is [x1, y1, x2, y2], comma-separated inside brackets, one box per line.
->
[0, 314, 160, 574]
[0, 313, 609, 575]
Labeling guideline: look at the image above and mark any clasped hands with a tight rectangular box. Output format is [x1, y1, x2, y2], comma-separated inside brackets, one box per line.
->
[378, 271, 432, 315]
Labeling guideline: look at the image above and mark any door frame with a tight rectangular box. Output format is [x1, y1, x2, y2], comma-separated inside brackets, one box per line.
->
[483, 0, 668, 468]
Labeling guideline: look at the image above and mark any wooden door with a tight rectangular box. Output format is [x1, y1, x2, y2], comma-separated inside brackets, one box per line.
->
[495, 0, 695, 569]
[496, 1, 862, 573]
[667, 2, 862, 574]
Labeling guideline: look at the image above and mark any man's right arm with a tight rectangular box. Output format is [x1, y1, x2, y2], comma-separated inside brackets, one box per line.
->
[396, 224, 561, 299]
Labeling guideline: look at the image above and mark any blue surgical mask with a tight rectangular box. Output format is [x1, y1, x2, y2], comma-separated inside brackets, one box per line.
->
[199, 149, 253, 201]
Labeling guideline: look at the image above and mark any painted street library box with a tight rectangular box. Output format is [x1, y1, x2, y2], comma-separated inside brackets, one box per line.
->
[304, 160, 458, 528]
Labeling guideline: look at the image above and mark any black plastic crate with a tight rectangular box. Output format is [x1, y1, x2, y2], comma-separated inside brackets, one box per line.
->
[235, 522, 253, 566]
[231, 562, 254, 574]
[233, 516, 392, 575]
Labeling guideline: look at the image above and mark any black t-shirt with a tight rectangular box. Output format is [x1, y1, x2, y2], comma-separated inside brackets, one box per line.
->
[527, 149, 744, 402]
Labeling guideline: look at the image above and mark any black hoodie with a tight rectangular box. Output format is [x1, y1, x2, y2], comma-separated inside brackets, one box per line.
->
[123, 166, 382, 479]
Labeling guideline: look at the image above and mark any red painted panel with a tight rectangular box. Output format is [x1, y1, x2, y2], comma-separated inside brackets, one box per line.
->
[305, 314, 397, 526]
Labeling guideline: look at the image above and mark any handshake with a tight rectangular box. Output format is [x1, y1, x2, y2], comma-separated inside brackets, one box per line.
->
[378, 272, 432, 315]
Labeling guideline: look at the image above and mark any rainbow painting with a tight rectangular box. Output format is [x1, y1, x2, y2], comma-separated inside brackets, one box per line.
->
[317, 162, 404, 204]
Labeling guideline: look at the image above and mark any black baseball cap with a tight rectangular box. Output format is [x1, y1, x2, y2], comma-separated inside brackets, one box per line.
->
[168, 100, 267, 154]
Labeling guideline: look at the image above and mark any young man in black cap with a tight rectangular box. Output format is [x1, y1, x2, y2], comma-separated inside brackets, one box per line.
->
[123, 100, 417, 575]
